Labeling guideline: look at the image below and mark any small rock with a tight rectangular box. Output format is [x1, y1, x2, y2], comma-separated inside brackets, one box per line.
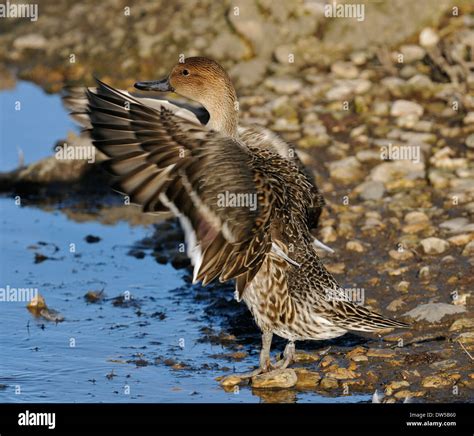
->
[351, 355, 368, 362]
[402, 211, 430, 233]
[356, 180, 385, 201]
[294, 369, 321, 389]
[346, 240, 365, 252]
[386, 298, 406, 312]
[252, 369, 298, 389]
[346, 346, 367, 359]
[464, 133, 474, 149]
[405, 211, 429, 224]
[399, 44, 426, 63]
[319, 377, 339, 390]
[396, 281, 410, 292]
[386, 380, 410, 393]
[367, 349, 396, 358]
[419, 27, 439, 48]
[326, 367, 358, 380]
[328, 157, 363, 183]
[464, 114, 474, 126]
[325, 262, 345, 274]
[420, 237, 449, 254]
[391, 100, 424, 118]
[264, 77, 303, 94]
[394, 389, 425, 399]
[449, 317, 474, 332]
[220, 375, 247, 388]
[389, 250, 414, 261]
[320, 226, 337, 243]
[419, 266, 431, 280]
[404, 303, 466, 323]
[331, 61, 359, 79]
[293, 351, 320, 363]
[456, 332, 474, 344]
[439, 217, 471, 233]
[430, 360, 458, 370]
[356, 149, 380, 162]
[448, 234, 473, 246]
[85, 235, 101, 243]
[422, 374, 454, 388]
[13, 34, 47, 50]
[462, 240, 474, 256]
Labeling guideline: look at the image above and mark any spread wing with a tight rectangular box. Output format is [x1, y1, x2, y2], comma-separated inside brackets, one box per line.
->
[79, 80, 311, 298]
[238, 124, 325, 229]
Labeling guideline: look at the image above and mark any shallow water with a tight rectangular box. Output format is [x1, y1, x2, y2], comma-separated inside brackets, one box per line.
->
[0, 82, 372, 403]
[0, 81, 75, 171]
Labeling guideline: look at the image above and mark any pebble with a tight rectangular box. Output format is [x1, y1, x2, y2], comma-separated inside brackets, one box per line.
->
[391, 99, 424, 118]
[439, 217, 471, 233]
[13, 34, 47, 50]
[356, 180, 385, 201]
[399, 44, 426, 63]
[421, 374, 456, 388]
[328, 157, 363, 183]
[220, 375, 247, 388]
[346, 240, 365, 252]
[264, 77, 303, 94]
[367, 349, 396, 358]
[320, 226, 337, 243]
[404, 303, 466, 323]
[331, 61, 359, 79]
[418, 266, 431, 280]
[420, 237, 450, 254]
[385, 380, 409, 396]
[394, 389, 425, 399]
[448, 234, 473, 246]
[456, 332, 474, 344]
[464, 113, 474, 126]
[462, 240, 474, 256]
[389, 249, 414, 261]
[252, 369, 298, 389]
[319, 377, 339, 390]
[430, 360, 458, 370]
[465, 133, 474, 149]
[325, 367, 358, 380]
[396, 281, 410, 292]
[294, 369, 321, 389]
[419, 27, 439, 48]
[386, 298, 406, 312]
[370, 161, 425, 184]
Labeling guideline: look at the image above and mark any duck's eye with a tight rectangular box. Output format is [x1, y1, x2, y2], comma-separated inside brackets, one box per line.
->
[182, 69, 190, 76]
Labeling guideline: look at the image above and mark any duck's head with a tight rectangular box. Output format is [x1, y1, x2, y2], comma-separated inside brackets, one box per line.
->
[135, 57, 238, 137]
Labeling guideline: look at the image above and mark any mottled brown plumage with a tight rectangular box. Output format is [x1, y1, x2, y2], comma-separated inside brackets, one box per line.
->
[64, 57, 408, 377]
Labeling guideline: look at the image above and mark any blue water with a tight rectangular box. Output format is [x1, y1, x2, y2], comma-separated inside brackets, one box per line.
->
[0, 81, 76, 171]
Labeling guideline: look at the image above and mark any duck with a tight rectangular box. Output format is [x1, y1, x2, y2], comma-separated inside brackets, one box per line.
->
[64, 57, 408, 379]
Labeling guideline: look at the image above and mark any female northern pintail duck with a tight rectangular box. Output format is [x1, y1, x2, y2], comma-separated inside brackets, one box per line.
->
[64, 57, 408, 379]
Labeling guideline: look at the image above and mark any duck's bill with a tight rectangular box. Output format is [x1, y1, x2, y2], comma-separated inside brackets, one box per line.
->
[313, 237, 335, 254]
[134, 78, 174, 92]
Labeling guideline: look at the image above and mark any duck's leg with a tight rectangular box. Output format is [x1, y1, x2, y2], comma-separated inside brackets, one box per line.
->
[273, 341, 296, 370]
[220, 332, 273, 382]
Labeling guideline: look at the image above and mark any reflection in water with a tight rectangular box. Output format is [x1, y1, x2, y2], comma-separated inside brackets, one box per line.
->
[0, 81, 76, 172]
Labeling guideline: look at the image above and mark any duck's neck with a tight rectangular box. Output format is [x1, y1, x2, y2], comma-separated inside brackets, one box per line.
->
[204, 90, 239, 138]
